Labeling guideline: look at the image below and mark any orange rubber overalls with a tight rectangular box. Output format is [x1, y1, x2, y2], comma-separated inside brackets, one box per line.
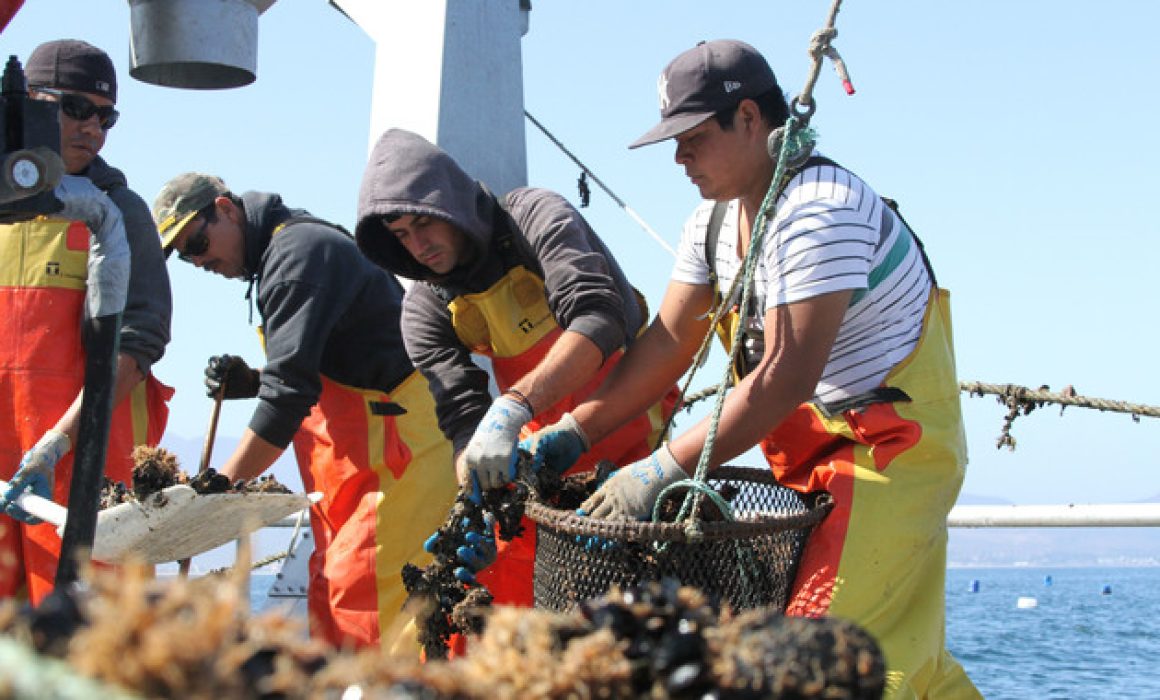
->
[446, 266, 677, 607]
[289, 370, 458, 651]
[0, 217, 171, 603]
[725, 288, 979, 699]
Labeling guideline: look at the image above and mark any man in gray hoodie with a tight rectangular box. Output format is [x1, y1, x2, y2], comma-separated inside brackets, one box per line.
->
[354, 128, 677, 608]
[0, 39, 172, 604]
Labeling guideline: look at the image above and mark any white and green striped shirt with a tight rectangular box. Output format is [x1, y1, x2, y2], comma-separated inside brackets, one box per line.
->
[671, 158, 932, 404]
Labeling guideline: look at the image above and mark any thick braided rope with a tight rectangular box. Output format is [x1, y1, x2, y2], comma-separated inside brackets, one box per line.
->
[960, 381, 1160, 418]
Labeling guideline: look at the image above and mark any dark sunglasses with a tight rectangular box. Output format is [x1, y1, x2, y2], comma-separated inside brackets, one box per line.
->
[35, 87, 119, 130]
[178, 217, 211, 262]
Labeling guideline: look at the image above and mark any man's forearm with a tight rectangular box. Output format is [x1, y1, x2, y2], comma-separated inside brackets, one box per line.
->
[510, 330, 603, 417]
[217, 428, 287, 482]
[51, 352, 146, 444]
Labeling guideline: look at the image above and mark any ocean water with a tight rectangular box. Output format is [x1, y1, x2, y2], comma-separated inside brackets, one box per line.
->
[250, 566, 1160, 698]
[946, 567, 1160, 699]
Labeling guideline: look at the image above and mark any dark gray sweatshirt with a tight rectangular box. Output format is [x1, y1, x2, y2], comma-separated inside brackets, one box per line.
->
[84, 156, 171, 375]
[240, 192, 415, 448]
[354, 128, 642, 453]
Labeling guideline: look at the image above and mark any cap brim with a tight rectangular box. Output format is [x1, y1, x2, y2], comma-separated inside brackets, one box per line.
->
[628, 111, 715, 149]
[158, 209, 198, 253]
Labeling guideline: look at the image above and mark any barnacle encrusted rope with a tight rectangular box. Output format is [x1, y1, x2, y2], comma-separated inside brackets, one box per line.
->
[961, 381, 1160, 450]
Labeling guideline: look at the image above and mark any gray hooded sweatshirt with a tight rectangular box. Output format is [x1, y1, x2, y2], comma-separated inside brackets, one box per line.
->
[354, 129, 643, 453]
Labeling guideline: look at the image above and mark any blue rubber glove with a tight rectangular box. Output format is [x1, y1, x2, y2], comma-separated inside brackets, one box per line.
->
[454, 513, 497, 585]
[519, 412, 590, 476]
[1, 430, 71, 525]
[423, 514, 497, 585]
[578, 444, 686, 521]
[462, 395, 532, 503]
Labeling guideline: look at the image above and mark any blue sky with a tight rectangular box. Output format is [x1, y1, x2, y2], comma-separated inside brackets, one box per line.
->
[5, 1, 1158, 508]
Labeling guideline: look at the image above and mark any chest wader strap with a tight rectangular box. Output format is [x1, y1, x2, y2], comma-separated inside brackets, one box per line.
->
[369, 401, 408, 417]
[812, 386, 912, 419]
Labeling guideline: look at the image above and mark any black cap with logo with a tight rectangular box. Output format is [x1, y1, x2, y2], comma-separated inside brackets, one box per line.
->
[630, 39, 777, 149]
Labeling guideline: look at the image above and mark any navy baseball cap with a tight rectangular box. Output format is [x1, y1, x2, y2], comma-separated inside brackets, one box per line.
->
[630, 39, 778, 149]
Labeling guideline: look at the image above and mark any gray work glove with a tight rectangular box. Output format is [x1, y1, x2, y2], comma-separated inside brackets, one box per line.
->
[1, 430, 71, 525]
[204, 354, 261, 400]
[579, 444, 686, 520]
[461, 395, 532, 503]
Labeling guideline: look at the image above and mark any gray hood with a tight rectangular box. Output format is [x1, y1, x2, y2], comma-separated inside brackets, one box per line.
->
[355, 128, 497, 282]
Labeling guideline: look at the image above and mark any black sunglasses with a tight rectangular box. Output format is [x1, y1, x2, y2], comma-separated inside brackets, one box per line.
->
[35, 87, 119, 130]
[178, 217, 211, 262]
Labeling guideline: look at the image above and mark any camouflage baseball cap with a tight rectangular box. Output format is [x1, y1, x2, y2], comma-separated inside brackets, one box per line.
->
[153, 172, 229, 252]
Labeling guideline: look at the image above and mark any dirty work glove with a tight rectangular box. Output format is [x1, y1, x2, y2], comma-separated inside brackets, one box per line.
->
[1, 430, 71, 525]
[204, 354, 261, 400]
[462, 395, 533, 503]
[423, 514, 498, 586]
[578, 444, 686, 521]
[519, 412, 590, 476]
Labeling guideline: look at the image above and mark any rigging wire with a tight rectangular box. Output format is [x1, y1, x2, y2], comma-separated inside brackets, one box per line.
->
[524, 110, 676, 256]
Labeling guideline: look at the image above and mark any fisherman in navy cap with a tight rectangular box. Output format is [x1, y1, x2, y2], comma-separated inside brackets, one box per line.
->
[0, 40, 173, 604]
[530, 39, 981, 699]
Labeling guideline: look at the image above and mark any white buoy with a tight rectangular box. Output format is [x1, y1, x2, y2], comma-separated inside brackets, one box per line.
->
[1016, 596, 1038, 609]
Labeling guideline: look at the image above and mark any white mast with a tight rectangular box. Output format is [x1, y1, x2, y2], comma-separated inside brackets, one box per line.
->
[330, 0, 530, 196]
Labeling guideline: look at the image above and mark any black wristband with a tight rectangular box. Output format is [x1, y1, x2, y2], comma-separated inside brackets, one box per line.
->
[504, 388, 535, 416]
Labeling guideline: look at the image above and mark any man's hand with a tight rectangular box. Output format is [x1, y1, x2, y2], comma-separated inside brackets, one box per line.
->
[520, 412, 590, 476]
[579, 444, 686, 521]
[204, 354, 261, 400]
[461, 395, 532, 503]
[424, 514, 497, 585]
[1, 430, 71, 525]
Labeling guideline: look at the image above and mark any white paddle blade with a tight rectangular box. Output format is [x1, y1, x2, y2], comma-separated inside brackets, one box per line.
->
[91, 485, 314, 564]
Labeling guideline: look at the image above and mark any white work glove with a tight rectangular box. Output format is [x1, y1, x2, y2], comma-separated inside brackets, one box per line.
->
[462, 395, 533, 503]
[579, 444, 686, 521]
[1, 429, 72, 525]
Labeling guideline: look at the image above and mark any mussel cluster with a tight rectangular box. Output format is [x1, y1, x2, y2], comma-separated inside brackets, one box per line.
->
[98, 446, 291, 509]
[402, 450, 601, 659]
[0, 562, 884, 699]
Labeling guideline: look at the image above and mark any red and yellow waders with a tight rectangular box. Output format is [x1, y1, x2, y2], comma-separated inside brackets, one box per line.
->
[446, 266, 677, 609]
[291, 371, 457, 651]
[747, 289, 979, 699]
[0, 218, 171, 603]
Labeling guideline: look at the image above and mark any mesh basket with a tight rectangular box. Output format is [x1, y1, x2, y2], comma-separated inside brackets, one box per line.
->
[527, 467, 832, 613]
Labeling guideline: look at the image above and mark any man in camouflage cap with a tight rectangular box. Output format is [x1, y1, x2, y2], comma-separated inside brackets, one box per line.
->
[153, 171, 457, 653]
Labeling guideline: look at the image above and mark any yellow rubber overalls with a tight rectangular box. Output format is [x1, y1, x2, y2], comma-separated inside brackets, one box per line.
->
[261, 221, 457, 651]
[0, 217, 171, 603]
[446, 265, 677, 607]
[727, 288, 980, 698]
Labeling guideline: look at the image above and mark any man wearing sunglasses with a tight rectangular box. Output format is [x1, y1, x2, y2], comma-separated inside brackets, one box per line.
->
[0, 40, 173, 604]
[152, 173, 457, 652]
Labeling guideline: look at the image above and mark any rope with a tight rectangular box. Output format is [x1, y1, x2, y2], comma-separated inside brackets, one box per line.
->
[683, 380, 1158, 453]
[657, 2, 856, 531]
[524, 110, 676, 256]
[961, 381, 1159, 450]
[959, 381, 1160, 418]
[794, 0, 854, 119]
